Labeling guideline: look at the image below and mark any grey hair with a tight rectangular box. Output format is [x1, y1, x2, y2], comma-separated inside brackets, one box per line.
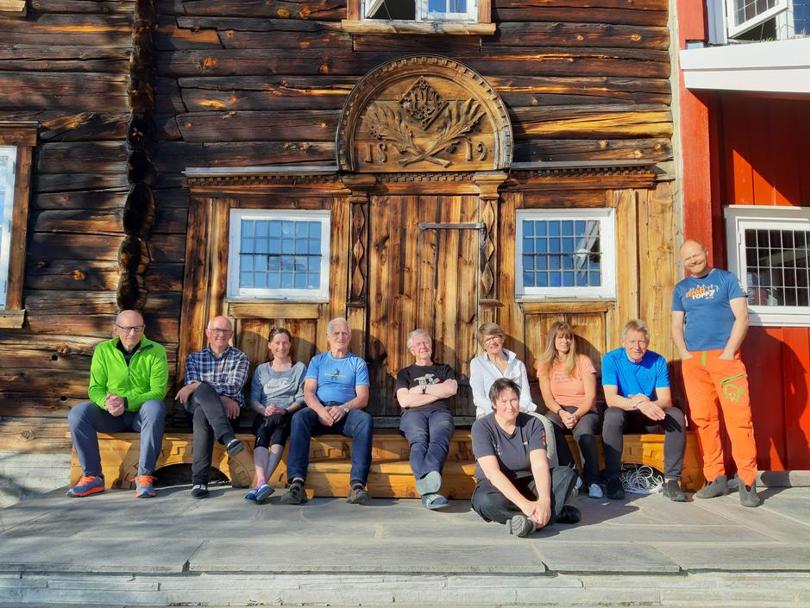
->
[327, 317, 349, 334]
[406, 328, 431, 350]
[621, 318, 650, 342]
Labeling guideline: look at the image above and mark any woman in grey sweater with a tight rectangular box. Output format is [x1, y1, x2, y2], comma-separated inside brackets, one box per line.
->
[245, 327, 306, 504]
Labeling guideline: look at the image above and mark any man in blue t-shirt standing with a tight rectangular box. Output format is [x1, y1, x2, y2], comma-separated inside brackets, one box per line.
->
[281, 317, 373, 505]
[601, 319, 687, 501]
[672, 239, 759, 507]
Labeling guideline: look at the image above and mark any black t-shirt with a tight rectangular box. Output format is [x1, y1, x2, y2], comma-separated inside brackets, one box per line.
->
[472, 412, 546, 482]
[395, 363, 457, 413]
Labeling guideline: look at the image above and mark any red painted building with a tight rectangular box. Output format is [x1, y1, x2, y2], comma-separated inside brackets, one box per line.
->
[676, 0, 810, 472]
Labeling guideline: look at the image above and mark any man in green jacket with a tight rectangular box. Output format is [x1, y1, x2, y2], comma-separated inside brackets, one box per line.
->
[67, 309, 168, 498]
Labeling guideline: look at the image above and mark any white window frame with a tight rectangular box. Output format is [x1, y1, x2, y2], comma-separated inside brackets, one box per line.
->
[0, 145, 17, 310]
[725, 204, 810, 327]
[515, 208, 616, 300]
[364, 0, 477, 22]
[725, 0, 788, 38]
[227, 209, 331, 302]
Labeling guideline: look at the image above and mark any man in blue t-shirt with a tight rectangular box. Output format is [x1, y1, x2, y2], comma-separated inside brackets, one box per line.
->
[601, 319, 686, 502]
[672, 239, 759, 507]
[281, 317, 373, 506]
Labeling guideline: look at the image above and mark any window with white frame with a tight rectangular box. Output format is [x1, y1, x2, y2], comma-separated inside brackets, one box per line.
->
[227, 209, 330, 301]
[725, 205, 810, 326]
[516, 209, 616, 299]
[365, 0, 477, 21]
[0, 145, 17, 310]
[726, 0, 787, 37]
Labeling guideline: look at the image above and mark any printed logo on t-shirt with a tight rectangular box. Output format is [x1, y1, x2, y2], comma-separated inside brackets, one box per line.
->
[684, 283, 718, 301]
[415, 373, 437, 388]
[328, 369, 344, 380]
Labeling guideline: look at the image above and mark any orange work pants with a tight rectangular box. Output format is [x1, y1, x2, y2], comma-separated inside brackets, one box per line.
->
[682, 350, 758, 486]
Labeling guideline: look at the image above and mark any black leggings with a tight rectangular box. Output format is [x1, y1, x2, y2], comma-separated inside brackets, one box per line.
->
[546, 408, 601, 486]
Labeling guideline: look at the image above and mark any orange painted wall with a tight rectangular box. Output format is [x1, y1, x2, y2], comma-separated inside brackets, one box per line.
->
[720, 93, 810, 471]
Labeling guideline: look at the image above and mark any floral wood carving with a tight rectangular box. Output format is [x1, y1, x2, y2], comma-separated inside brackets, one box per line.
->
[367, 98, 484, 168]
[336, 55, 512, 173]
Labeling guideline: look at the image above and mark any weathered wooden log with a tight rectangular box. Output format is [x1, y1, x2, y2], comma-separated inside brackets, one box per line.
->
[493, 5, 667, 27]
[0, 45, 130, 72]
[175, 16, 344, 31]
[0, 417, 73, 452]
[28, 0, 136, 13]
[152, 205, 189, 234]
[0, 396, 77, 419]
[217, 29, 353, 49]
[160, 0, 346, 20]
[512, 107, 672, 138]
[0, 111, 130, 141]
[33, 189, 128, 211]
[488, 22, 668, 49]
[28, 233, 125, 262]
[34, 173, 129, 193]
[174, 110, 339, 142]
[23, 290, 182, 316]
[25, 312, 180, 342]
[493, 75, 671, 106]
[152, 141, 335, 170]
[178, 75, 356, 110]
[514, 137, 672, 162]
[33, 209, 125, 235]
[0, 72, 129, 111]
[37, 141, 128, 174]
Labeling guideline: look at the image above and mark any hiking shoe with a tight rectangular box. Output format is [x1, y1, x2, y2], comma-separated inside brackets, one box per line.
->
[134, 475, 157, 498]
[739, 481, 762, 507]
[67, 475, 105, 498]
[422, 493, 449, 510]
[255, 483, 275, 505]
[662, 479, 687, 502]
[695, 475, 728, 499]
[606, 478, 625, 500]
[556, 505, 581, 525]
[244, 488, 258, 502]
[507, 514, 536, 538]
[225, 438, 245, 455]
[191, 484, 209, 499]
[415, 470, 442, 496]
[346, 484, 370, 505]
[588, 483, 604, 499]
[280, 481, 307, 505]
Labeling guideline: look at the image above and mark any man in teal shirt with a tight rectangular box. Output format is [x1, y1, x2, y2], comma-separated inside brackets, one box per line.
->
[67, 310, 168, 498]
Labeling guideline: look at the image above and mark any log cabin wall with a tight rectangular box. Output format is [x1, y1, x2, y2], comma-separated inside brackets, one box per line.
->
[0, 0, 678, 481]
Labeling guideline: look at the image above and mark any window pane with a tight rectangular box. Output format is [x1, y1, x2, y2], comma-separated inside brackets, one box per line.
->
[745, 228, 810, 307]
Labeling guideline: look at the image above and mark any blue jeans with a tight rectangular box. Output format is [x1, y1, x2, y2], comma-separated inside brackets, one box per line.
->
[68, 400, 165, 477]
[399, 407, 454, 480]
[286, 406, 373, 485]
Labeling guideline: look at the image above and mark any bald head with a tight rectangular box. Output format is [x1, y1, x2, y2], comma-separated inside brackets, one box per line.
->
[680, 239, 710, 277]
[114, 309, 145, 351]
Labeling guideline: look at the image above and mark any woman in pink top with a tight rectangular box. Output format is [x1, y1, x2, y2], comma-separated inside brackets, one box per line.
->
[537, 321, 603, 499]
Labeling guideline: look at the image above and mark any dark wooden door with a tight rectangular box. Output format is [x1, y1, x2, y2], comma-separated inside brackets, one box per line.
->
[366, 194, 480, 421]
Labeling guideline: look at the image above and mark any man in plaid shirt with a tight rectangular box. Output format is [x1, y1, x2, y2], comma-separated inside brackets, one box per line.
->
[176, 315, 253, 497]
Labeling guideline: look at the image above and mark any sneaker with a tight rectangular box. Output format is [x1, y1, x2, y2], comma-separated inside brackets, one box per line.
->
[507, 514, 536, 538]
[67, 475, 105, 498]
[134, 475, 157, 498]
[739, 481, 762, 507]
[191, 483, 209, 499]
[556, 505, 581, 524]
[346, 484, 370, 505]
[244, 488, 258, 502]
[422, 493, 449, 510]
[415, 470, 442, 496]
[662, 479, 687, 502]
[255, 483, 275, 505]
[695, 475, 728, 499]
[227, 441, 254, 489]
[280, 481, 307, 505]
[588, 483, 604, 499]
[606, 478, 625, 500]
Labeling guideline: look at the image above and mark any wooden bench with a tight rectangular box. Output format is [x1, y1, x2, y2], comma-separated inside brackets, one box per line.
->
[69, 431, 704, 497]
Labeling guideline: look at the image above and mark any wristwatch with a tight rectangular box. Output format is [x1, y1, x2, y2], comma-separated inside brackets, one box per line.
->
[341, 405, 350, 414]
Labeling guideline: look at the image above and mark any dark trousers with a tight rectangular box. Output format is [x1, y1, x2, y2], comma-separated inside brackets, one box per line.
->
[399, 407, 455, 480]
[602, 406, 686, 482]
[546, 408, 602, 486]
[286, 406, 373, 485]
[184, 381, 239, 485]
[471, 466, 578, 525]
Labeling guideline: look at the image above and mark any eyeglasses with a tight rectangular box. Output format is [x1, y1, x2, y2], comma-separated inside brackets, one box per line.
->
[209, 328, 233, 336]
[116, 324, 144, 334]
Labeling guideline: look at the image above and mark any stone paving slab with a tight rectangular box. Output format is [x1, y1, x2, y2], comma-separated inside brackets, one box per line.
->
[530, 541, 680, 573]
[654, 543, 810, 571]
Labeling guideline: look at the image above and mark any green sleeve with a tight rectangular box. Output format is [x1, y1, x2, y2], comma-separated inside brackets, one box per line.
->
[126, 348, 169, 410]
[87, 345, 110, 409]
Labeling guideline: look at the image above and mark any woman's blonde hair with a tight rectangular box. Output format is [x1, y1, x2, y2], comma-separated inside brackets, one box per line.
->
[477, 322, 505, 347]
[538, 321, 578, 379]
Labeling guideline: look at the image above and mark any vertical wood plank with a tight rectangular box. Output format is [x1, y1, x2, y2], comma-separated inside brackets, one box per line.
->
[329, 195, 351, 355]
[7, 144, 32, 311]
[781, 327, 810, 470]
[609, 188, 638, 350]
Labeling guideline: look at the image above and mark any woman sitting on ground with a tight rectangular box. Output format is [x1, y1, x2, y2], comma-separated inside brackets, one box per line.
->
[245, 327, 306, 504]
[471, 378, 581, 537]
[537, 321, 603, 499]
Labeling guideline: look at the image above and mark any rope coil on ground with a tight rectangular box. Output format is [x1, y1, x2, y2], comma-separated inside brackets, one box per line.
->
[620, 465, 664, 495]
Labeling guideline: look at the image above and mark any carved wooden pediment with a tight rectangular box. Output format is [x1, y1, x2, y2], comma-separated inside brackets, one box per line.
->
[337, 55, 512, 173]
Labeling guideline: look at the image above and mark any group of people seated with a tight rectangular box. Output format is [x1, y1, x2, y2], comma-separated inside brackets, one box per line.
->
[66, 239, 762, 540]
